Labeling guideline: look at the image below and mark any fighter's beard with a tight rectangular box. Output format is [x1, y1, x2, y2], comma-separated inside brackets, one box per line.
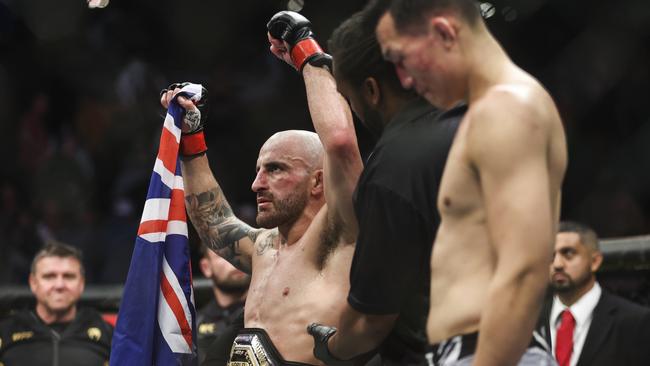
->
[256, 193, 307, 229]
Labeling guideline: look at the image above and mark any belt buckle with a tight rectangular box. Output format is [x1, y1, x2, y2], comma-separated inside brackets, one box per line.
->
[228, 333, 274, 366]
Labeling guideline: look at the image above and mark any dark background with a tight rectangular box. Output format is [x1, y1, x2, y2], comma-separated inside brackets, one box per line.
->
[1, 0, 649, 285]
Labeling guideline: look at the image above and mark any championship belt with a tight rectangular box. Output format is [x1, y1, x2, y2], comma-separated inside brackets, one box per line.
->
[228, 328, 315, 366]
[228, 330, 274, 366]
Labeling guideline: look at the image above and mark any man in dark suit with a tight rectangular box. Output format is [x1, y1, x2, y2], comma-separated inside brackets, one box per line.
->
[538, 221, 650, 366]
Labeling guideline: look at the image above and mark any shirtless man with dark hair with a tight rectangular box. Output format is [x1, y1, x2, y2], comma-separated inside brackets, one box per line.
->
[376, 1, 568, 365]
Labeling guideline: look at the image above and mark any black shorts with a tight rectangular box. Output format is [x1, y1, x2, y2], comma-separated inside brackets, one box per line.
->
[426, 331, 555, 366]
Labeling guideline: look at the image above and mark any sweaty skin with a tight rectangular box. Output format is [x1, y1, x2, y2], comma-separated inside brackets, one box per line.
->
[170, 64, 362, 364]
[376, 10, 568, 366]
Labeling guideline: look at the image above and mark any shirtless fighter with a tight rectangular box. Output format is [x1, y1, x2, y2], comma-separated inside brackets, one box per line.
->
[375, 1, 568, 365]
[160, 16, 362, 363]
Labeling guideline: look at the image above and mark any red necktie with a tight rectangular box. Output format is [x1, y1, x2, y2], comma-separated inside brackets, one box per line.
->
[555, 309, 576, 366]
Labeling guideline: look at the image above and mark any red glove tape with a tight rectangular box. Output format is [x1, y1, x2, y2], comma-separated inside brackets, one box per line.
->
[180, 130, 207, 157]
[291, 38, 324, 71]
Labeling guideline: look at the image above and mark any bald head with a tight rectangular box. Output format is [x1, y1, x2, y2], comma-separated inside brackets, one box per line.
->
[253, 130, 325, 229]
[260, 130, 324, 171]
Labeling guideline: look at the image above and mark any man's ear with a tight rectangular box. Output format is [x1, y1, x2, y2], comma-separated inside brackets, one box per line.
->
[430, 16, 457, 48]
[362, 77, 381, 108]
[591, 251, 604, 273]
[199, 257, 212, 278]
[29, 273, 36, 294]
[311, 169, 324, 196]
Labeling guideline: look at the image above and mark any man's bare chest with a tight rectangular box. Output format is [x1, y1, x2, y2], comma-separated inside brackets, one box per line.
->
[248, 250, 318, 302]
[438, 133, 483, 219]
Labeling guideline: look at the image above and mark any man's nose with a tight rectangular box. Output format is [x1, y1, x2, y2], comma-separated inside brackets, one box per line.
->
[53, 276, 66, 288]
[251, 170, 267, 192]
[552, 253, 564, 270]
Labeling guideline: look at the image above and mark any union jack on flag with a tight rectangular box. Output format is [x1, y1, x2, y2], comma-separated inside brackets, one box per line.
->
[110, 84, 203, 365]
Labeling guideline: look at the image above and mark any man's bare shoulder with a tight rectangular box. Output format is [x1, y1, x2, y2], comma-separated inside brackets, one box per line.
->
[480, 80, 553, 117]
[465, 82, 558, 165]
[470, 81, 556, 132]
[253, 228, 282, 256]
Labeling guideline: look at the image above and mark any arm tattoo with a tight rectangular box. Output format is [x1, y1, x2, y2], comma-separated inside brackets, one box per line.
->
[185, 187, 259, 271]
[256, 230, 284, 256]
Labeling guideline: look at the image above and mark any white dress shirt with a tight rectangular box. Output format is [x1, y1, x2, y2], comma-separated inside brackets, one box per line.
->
[550, 282, 602, 366]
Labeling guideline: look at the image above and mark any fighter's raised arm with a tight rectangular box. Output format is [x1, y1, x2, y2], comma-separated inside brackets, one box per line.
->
[160, 84, 263, 274]
[267, 11, 363, 244]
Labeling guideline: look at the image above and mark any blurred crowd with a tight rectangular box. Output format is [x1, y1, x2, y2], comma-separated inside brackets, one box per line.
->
[1, 0, 650, 286]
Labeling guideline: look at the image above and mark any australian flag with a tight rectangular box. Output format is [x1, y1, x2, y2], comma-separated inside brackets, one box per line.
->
[110, 84, 204, 365]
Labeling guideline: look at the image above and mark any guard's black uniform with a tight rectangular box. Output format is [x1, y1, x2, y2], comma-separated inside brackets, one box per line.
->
[0, 308, 112, 366]
[197, 299, 245, 366]
[348, 99, 465, 365]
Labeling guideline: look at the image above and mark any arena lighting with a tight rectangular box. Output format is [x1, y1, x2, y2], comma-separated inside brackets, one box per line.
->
[480, 2, 519, 22]
[480, 2, 496, 19]
[87, 0, 109, 9]
[287, 0, 304, 12]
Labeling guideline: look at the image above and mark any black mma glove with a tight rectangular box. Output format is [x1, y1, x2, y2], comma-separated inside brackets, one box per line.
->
[307, 323, 355, 366]
[160, 82, 209, 156]
[267, 11, 332, 72]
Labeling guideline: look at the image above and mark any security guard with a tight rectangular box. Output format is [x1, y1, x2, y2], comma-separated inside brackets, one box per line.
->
[0, 242, 112, 366]
[196, 245, 249, 365]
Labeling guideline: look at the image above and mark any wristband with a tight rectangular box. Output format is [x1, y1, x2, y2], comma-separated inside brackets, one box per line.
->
[180, 130, 207, 157]
[291, 38, 325, 72]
